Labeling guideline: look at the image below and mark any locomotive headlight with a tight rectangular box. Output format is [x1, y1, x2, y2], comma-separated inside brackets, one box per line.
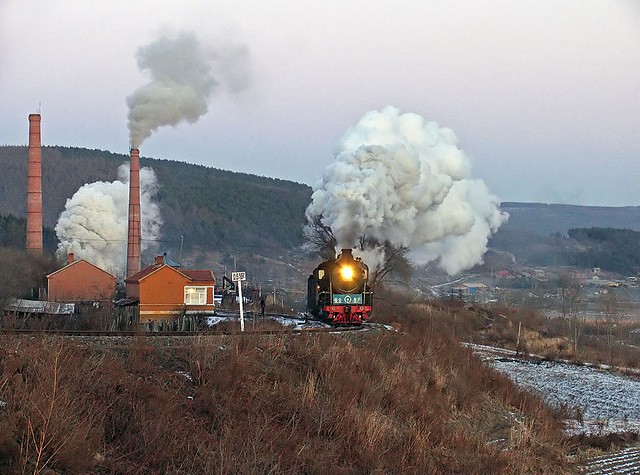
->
[340, 266, 354, 281]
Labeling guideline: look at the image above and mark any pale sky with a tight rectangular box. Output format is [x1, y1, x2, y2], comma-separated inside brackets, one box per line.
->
[2, 0, 639, 206]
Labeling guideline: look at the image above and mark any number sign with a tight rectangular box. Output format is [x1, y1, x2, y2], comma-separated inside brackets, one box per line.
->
[332, 294, 363, 305]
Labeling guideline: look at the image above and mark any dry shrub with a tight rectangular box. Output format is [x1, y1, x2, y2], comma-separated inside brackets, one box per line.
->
[518, 327, 568, 356]
[0, 307, 575, 473]
[0, 339, 104, 473]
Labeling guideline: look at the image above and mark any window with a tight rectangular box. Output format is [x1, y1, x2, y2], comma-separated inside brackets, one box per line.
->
[184, 286, 207, 305]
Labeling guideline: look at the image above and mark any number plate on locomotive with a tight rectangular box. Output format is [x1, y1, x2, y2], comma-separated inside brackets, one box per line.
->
[332, 294, 363, 304]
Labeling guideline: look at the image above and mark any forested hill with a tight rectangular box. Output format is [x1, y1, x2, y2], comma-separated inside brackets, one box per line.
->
[566, 228, 640, 276]
[500, 202, 640, 235]
[0, 146, 313, 254]
[4, 145, 640, 268]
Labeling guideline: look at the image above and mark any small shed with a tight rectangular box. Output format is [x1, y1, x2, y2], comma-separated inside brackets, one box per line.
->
[125, 256, 216, 321]
[47, 254, 116, 302]
[454, 282, 488, 295]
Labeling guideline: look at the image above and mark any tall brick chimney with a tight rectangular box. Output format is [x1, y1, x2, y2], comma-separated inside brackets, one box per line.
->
[126, 149, 141, 277]
[26, 113, 43, 256]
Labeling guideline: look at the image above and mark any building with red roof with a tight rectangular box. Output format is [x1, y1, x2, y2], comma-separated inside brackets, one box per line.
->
[125, 255, 216, 322]
[47, 253, 116, 303]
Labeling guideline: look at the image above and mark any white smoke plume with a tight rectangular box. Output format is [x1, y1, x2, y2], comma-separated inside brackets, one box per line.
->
[55, 164, 162, 277]
[127, 31, 251, 149]
[306, 106, 508, 275]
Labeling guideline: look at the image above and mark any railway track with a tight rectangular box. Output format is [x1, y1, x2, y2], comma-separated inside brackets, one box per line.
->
[0, 328, 352, 337]
[0, 319, 386, 338]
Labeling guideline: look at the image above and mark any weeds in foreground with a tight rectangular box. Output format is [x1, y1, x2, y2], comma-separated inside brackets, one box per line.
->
[0, 307, 575, 473]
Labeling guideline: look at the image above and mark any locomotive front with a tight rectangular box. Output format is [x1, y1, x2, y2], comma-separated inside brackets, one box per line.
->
[307, 249, 373, 324]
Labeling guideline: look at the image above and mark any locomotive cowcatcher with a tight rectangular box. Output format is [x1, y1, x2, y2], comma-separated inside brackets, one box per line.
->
[307, 248, 373, 324]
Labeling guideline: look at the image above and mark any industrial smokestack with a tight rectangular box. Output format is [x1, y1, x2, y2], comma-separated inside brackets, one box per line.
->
[126, 149, 141, 277]
[26, 113, 43, 256]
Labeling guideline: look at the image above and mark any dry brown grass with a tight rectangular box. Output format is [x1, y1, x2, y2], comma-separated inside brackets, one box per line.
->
[448, 301, 640, 369]
[0, 303, 577, 473]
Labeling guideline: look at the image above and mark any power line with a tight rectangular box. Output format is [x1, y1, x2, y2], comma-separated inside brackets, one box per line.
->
[56, 235, 300, 252]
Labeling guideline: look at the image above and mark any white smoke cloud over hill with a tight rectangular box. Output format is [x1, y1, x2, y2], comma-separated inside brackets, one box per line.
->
[306, 106, 508, 275]
[55, 164, 162, 277]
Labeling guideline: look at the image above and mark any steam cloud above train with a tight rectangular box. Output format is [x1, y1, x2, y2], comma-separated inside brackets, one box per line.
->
[306, 106, 508, 275]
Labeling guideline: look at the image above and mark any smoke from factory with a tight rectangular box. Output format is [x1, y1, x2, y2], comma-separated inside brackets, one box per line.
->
[127, 31, 251, 149]
[306, 106, 508, 275]
[55, 164, 162, 276]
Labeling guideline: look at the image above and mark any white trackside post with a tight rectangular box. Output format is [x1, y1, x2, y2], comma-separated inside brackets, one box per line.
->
[238, 283, 245, 331]
[232, 271, 247, 332]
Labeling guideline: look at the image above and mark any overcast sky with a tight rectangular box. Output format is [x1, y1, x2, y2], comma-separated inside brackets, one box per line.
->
[2, 0, 639, 206]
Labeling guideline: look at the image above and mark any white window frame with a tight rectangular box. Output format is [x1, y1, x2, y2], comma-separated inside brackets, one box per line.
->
[184, 286, 207, 305]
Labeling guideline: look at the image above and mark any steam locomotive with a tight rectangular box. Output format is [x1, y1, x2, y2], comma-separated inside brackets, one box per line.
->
[307, 249, 373, 324]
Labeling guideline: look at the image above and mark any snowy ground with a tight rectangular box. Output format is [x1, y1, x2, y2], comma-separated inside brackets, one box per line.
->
[204, 312, 394, 332]
[205, 313, 331, 330]
[470, 344, 640, 436]
[585, 446, 640, 474]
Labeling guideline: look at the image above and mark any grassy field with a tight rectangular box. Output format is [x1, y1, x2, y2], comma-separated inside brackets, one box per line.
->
[0, 298, 582, 474]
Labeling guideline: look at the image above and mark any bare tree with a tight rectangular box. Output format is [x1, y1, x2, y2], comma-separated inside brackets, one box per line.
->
[0, 247, 48, 303]
[557, 272, 585, 354]
[302, 214, 336, 261]
[357, 236, 412, 288]
[558, 272, 578, 319]
[303, 214, 412, 288]
[599, 289, 621, 365]
[0, 247, 52, 327]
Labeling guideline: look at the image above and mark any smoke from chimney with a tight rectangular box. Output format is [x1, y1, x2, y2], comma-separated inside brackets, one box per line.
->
[126, 31, 252, 149]
[126, 149, 141, 277]
[26, 113, 43, 256]
[306, 106, 508, 275]
[55, 163, 161, 277]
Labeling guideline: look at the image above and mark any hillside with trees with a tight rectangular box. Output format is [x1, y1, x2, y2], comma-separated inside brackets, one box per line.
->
[4, 145, 640, 275]
[0, 146, 312, 258]
[499, 202, 640, 235]
[0, 214, 57, 254]
[566, 227, 640, 276]
[488, 204, 640, 269]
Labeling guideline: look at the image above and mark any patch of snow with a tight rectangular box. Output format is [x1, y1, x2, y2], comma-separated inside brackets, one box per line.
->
[205, 316, 234, 326]
[176, 370, 193, 382]
[477, 350, 640, 436]
[204, 314, 330, 330]
[585, 446, 640, 474]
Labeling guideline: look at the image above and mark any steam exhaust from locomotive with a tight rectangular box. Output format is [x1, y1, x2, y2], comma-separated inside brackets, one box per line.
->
[306, 106, 508, 275]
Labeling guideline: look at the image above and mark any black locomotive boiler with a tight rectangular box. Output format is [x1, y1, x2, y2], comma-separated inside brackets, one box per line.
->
[307, 248, 373, 324]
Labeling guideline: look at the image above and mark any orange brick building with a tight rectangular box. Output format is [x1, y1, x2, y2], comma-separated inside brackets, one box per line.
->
[125, 256, 216, 321]
[47, 254, 116, 302]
